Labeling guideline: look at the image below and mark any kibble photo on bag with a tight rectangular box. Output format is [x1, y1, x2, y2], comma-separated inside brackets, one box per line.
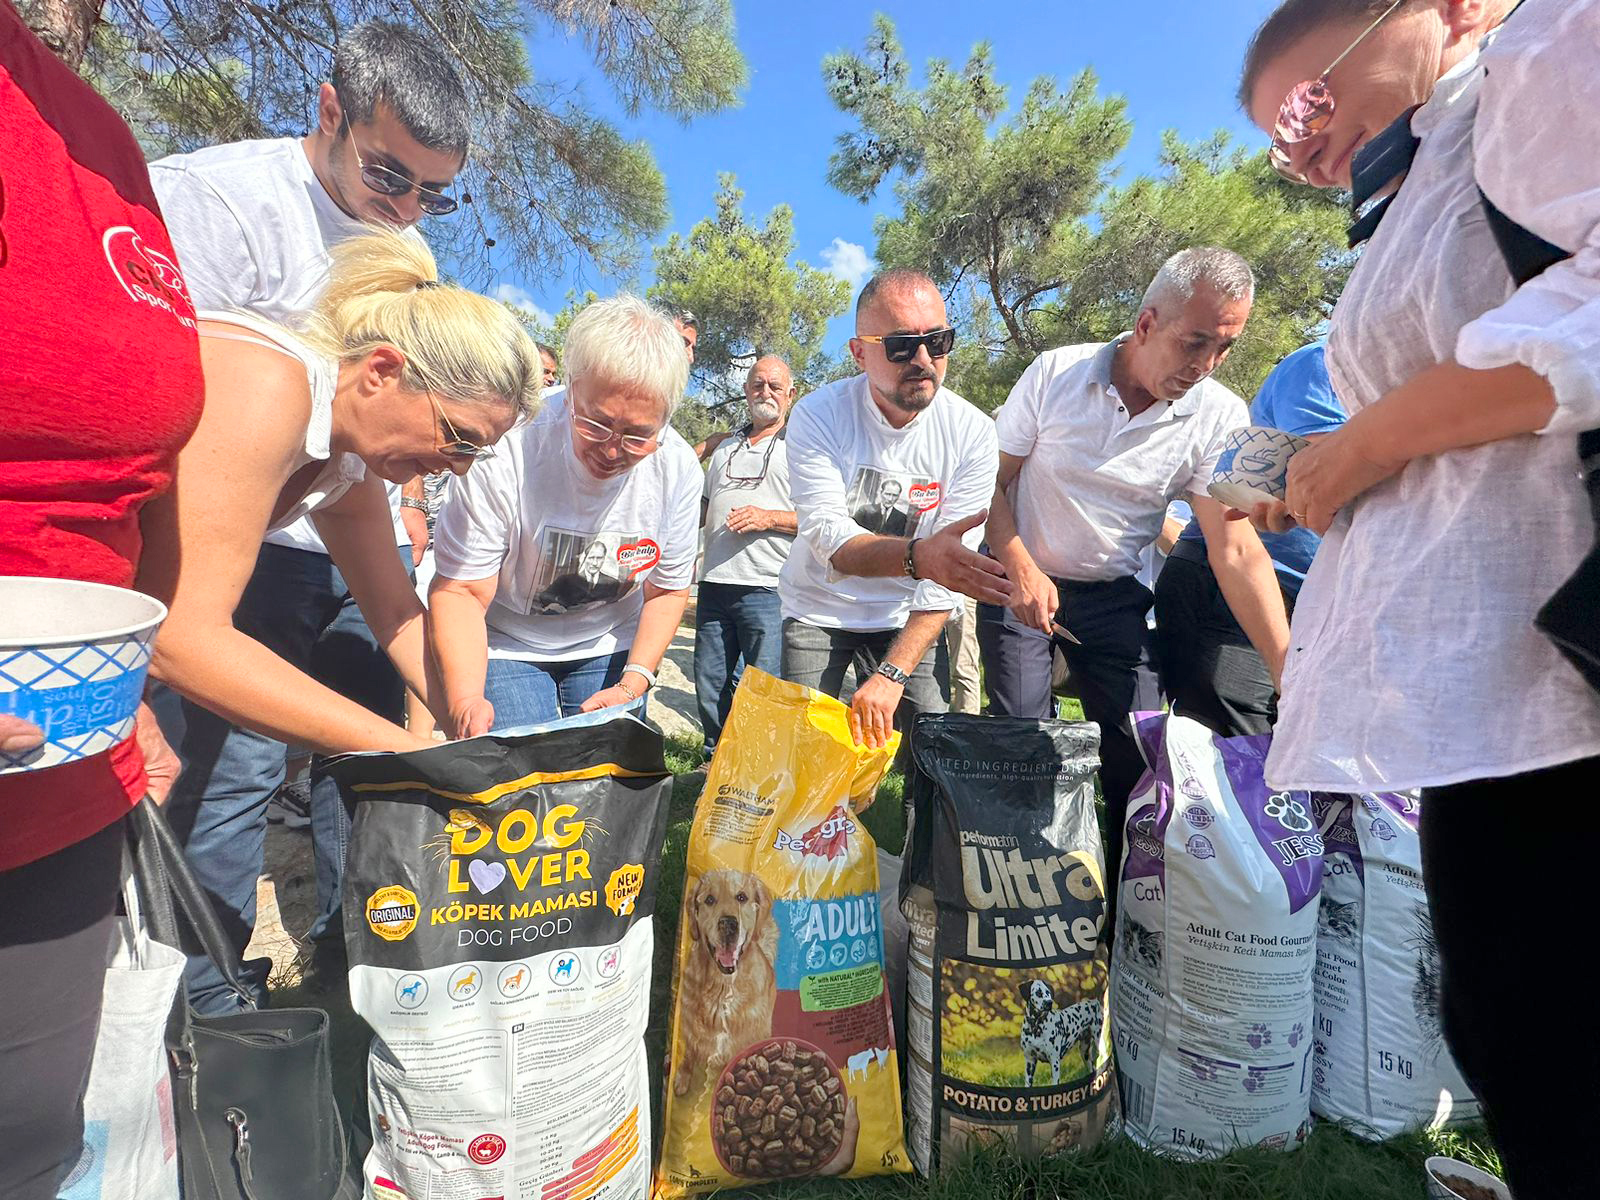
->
[900, 714, 1113, 1174]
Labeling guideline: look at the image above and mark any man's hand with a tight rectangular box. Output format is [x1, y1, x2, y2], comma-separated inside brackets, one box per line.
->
[1284, 424, 1400, 534]
[1228, 499, 1300, 535]
[726, 506, 775, 534]
[580, 683, 641, 713]
[848, 673, 902, 750]
[134, 701, 182, 805]
[449, 696, 495, 739]
[0, 714, 45, 756]
[400, 505, 430, 567]
[914, 511, 1013, 605]
[1011, 560, 1060, 636]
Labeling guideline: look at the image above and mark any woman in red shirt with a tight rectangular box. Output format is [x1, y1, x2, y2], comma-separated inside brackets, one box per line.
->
[0, 4, 203, 1194]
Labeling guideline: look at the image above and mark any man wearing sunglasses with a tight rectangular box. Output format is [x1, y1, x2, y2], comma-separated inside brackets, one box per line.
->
[145, 21, 472, 998]
[779, 269, 1012, 755]
[978, 247, 1291, 884]
[694, 356, 800, 759]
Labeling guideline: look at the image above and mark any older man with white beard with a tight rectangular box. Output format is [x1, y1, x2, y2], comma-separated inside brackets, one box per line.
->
[693, 356, 799, 758]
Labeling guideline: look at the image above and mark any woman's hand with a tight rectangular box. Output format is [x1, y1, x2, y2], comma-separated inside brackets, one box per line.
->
[1283, 422, 1401, 534]
[0, 714, 44, 756]
[134, 702, 182, 805]
[579, 683, 642, 713]
[449, 695, 495, 739]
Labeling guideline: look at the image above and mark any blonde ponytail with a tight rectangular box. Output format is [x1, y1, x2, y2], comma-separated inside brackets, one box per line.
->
[300, 229, 541, 419]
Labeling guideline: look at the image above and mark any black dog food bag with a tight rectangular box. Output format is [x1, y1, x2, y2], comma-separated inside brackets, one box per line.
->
[901, 714, 1114, 1173]
[328, 711, 671, 1200]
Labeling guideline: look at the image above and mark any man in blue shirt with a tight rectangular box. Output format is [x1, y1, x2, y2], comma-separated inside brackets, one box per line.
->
[1154, 344, 1345, 735]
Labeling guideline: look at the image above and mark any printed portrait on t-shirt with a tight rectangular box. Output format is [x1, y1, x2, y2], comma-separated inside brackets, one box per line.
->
[847, 466, 939, 538]
[528, 526, 658, 614]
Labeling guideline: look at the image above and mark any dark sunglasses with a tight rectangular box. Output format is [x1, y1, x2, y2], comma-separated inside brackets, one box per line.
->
[857, 327, 956, 364]
[1267, 0, 1405, 183]
[340, 115, 459, 216]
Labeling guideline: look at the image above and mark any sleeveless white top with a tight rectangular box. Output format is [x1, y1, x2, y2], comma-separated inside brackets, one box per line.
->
[197, 310, 366, 534]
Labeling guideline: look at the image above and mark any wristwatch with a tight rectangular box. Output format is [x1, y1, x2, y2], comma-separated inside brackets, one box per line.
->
[875, 661, 910, 686]
[399, 497, 429, 512]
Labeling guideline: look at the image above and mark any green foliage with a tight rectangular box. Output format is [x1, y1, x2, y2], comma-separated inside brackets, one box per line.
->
[86, 1, 748, 284]
[825, 17, 1351, 409]
[649, 175, 852, 433]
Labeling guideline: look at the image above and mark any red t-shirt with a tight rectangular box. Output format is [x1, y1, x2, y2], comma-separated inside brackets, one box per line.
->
[0, 3, 203, 871]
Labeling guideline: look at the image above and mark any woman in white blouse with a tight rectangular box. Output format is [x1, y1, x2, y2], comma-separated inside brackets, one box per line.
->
[1239, 1, 1598, 1192]
[428, 296, 701, 735]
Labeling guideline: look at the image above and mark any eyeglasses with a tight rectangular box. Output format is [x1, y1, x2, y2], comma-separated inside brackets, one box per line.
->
[431, 396, 493, 460]
[340, 113, 459, 216]
[1268, 0, 1406, 183]
[856, 327, 956, 364]
[571, 412, 661, 457]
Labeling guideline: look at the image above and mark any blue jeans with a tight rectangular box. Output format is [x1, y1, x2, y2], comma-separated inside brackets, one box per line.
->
[693, 582, 783, 754]
[154, 541, 412, 1014]
[483, 650, 629, 729]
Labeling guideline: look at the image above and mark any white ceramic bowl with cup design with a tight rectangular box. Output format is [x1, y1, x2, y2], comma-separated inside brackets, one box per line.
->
[1424, 1155, 1511, 1200]
[0, 577, 168, 774]
[1206, 425, 1312, 512]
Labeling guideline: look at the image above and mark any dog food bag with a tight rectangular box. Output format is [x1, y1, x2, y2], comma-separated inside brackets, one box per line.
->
[1111, 714, 1322, 1160]
[1310, 792, 1480, 1138]
[900, 713, 1113, 1174]
[328, 709, 672, 1200]
[656, 668, 910, 1195]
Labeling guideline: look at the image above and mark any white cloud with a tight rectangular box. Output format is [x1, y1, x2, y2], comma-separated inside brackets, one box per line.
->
[492, 282, 553, 328]
[819, 238, 874, 290]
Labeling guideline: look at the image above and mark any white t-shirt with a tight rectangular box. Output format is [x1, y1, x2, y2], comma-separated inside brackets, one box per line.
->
[149, 136, 410, 553]
[700, 426, 794, 586]
[994, 338, 1248, 582]
[779, 374, 999, 631]
[432, 394, 701, 663]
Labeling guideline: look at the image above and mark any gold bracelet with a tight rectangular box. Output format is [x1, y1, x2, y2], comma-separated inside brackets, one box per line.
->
[616, 679, 640, 701]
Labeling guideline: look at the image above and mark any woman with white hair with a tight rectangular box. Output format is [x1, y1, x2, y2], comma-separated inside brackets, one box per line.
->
[429, 295, 700, 733]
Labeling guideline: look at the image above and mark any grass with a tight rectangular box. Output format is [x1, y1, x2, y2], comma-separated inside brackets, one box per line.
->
[281, 727, 1504, 1199]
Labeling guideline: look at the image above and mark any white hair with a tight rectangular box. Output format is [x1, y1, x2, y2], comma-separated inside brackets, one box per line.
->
[561, 294, 690, 417]
[1140, 247, 1256, 317]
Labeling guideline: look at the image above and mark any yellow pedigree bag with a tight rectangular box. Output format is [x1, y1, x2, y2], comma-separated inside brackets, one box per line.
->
[656, 669, 912, 1195]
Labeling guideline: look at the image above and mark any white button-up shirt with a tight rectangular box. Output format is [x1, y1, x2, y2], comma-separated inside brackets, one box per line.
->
[779, 374, 998, 631]
[994, 337, 1248, 582]
[1267, 0, 1600, 792]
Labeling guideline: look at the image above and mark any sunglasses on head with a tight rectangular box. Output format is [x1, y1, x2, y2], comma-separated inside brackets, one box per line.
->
[857, 327, 956, 364]
[1268, 0, 1406, 183]
[339, 112, 459, 216]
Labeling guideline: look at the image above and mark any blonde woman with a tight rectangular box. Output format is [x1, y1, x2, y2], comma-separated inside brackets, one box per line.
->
[141, 230, 541, 1010]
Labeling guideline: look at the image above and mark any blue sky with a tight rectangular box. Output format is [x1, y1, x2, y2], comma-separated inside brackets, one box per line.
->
[492, 0, 1282, 354]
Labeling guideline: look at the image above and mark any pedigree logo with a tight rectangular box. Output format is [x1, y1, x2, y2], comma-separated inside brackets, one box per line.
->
[773, 805, 856, 861]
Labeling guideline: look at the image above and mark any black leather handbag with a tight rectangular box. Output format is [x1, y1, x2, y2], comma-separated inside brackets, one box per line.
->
[130, 797, 361, 1200]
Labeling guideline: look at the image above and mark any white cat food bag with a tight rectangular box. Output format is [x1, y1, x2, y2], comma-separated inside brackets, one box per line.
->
[1112, 715, 1321, 1160]
[1310, 792, 1480, 1138]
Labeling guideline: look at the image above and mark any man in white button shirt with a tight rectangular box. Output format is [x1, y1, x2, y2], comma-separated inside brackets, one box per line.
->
[781, 269, 1012, 750]
[980, 248, 1289, 875]
[694, 357, 799, 757]
[146, 22, 470, 1009]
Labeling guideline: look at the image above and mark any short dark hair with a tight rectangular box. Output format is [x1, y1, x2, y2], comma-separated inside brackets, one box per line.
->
[332, 21, 471, 158]
[536, 342, 558, 363]
[1238, 0, 1417, 111]
[855, 268, 939, 321]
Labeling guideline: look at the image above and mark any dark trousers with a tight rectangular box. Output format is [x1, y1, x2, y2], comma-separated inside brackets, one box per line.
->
[977, 574, 1160, 885]
[694, 582, 784, 755]
[156, 541, 411, 1013]
[1154, 547, 1289, 738]
[1421, 756, 1600, 1200]
[0, 818, 126, 1199]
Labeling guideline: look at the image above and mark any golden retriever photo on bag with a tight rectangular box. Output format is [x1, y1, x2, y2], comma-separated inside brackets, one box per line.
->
[673, 868, 778, 1096]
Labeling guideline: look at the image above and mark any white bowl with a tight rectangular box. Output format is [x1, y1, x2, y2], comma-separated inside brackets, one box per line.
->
[1207, 425, 1311, 512]
[0, 577, 168, 774]
[1424, 1155, 1511, 1200]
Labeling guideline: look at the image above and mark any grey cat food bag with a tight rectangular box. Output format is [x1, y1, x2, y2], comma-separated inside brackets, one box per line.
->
[900, 714, 1114, 1175]
[1309, 792, 1479, 1138]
